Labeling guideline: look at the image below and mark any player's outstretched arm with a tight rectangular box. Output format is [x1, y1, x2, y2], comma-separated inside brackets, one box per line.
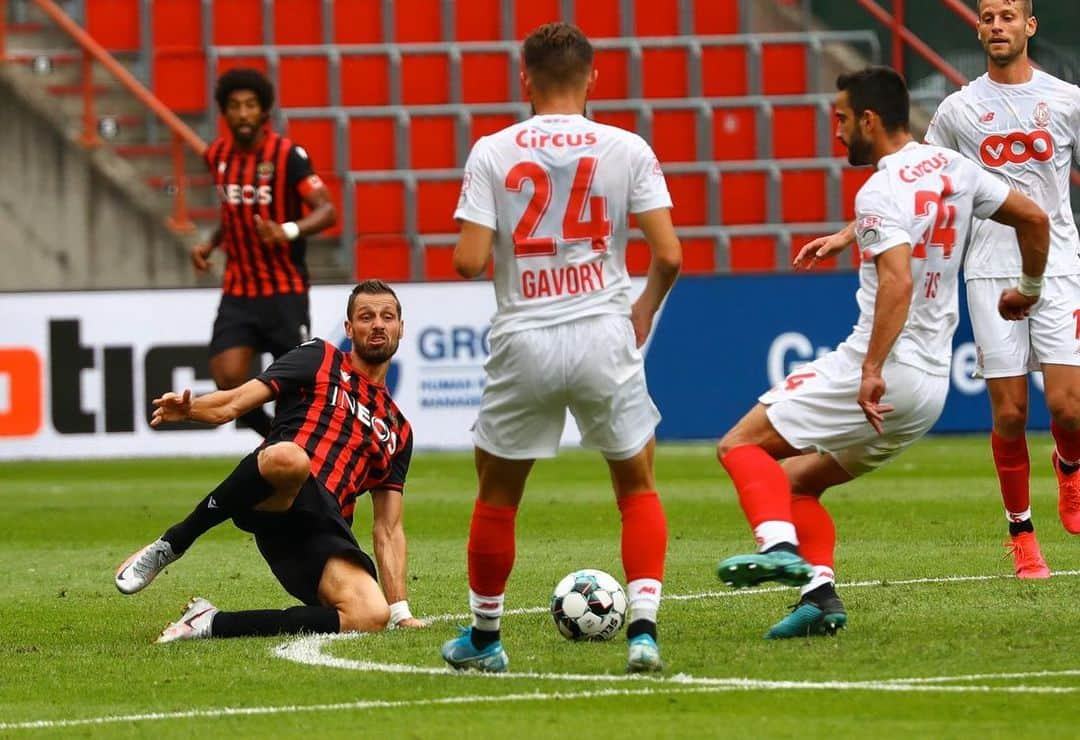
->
[453, 220, 495, 279]
[631, 207, 682, 347]
[793, 221, 857, 270]
[988, 190, 1050, 320]
[859, 245, 911, 434]
[370, 489, 425, 628]
[150, 378, 274, 427]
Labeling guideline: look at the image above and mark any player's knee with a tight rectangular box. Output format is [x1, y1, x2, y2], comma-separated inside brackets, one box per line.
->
[716, 435, 742, 462]
[338, 601, 391, 633]
[1046, 388, 1080, 428]
[259, 442, 310, 483]
[992, 403, 1029, 436]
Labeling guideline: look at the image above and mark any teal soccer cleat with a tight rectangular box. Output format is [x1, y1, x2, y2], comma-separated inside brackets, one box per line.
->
[765, 588, 847, 639]
[626, 634, 664, 673]
[440, 627, 509, 673]
[716, 550, 813, 589]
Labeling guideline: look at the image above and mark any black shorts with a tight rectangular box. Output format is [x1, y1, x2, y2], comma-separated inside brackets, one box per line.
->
[210, 293, 310, 359]
[231, 477, 376, 606]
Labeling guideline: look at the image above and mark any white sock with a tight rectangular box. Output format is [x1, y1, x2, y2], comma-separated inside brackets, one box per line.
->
[800, 566, 835, 597]
[626, 578, 662, 624]
[1006, 508, 1032, 524]
[754, 520, 798, 552]
[469, 590, 504, 632]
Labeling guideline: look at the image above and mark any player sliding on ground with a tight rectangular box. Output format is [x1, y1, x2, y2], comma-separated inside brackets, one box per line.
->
[714, 67, 1050, 639]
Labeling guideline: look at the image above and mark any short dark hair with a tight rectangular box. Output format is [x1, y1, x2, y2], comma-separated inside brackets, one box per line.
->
[976, 0, 1033, 17]
[214, 68, 274, 114]
[347, 279, 402, 320]
[836, 66, 910, 133]
[522, 22, 593, 91]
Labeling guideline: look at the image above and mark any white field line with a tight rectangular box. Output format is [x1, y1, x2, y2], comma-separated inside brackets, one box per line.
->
[5, 570, 1080, 732]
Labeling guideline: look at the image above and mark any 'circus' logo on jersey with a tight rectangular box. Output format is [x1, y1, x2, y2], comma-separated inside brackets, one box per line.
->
[515, 129, 598, 149]
[899, 152, 950, 183]
[1033, 102, 1051, 129]
[979, 130, 1054, 167]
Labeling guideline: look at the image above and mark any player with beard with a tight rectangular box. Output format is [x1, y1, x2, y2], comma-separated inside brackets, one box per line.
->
[114, 280, 425, 641]
[194, 68, 337, 439]
[713, 67, 1049, 639]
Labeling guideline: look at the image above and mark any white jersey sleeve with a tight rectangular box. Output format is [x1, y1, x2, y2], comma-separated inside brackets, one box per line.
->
[963, 156, 1011, 219]
[924, 95, 961, 151]
[455, 138, 498, 230]
[854, 176, 913, 258]
[629, 139, 673, 214]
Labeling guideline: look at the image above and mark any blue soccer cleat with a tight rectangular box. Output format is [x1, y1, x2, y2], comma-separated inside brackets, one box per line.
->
[440, 626, 509, 673]
[626, 633, 664, 673]
[765, 589, 847, 639]
[716, 550, 813, 589]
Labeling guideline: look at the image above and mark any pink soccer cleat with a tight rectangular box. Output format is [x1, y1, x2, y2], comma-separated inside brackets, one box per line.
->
[1053, 450, 1080, 535]
[1005, 531, 1050, 579]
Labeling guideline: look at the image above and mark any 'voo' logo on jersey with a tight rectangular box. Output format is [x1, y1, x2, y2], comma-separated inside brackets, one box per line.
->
[979, 131, 1054, 167]
[327, 386, 399, 454]
[218, 184, 273, 205]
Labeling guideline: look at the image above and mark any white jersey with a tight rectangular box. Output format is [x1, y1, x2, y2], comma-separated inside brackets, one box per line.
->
[846, 142, 1010, 375]
[926, 70, 1080, 279]
[454, 114, 672, 338]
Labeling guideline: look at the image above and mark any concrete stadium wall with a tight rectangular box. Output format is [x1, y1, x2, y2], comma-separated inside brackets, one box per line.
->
[0, 65, 209, 291]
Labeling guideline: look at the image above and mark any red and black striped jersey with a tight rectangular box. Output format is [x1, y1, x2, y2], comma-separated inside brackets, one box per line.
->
[204, 128, 326, 298]
[256, 339, 413, 523]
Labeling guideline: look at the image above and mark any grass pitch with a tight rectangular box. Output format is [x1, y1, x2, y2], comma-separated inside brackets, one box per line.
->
[2, 436, 1080, 738]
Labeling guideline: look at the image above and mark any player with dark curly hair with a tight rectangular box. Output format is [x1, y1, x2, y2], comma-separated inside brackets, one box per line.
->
[193, 68, 337, 438]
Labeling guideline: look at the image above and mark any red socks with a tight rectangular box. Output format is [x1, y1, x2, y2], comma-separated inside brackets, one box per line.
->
[791, 495, 836, 570]
[720, 445, 794, 528]
[467, 500, 518, 597]
[991, 431, 1031, 518]
[617, 492, 667, 582]
[1051, 421, 1080, 465]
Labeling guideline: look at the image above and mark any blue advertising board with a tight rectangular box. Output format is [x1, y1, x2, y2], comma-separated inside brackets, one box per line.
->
[646, 274, 1050, 441]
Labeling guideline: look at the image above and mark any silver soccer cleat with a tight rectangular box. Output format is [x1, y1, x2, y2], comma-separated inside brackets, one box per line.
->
[115, 539, 180, 594]
[156, 597, 218, 644]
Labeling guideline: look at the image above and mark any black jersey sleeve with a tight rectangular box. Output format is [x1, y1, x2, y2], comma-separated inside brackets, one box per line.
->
[256, 338, 326, 397]
[378, 428, 413, 493]
[285, 143, 317, 192]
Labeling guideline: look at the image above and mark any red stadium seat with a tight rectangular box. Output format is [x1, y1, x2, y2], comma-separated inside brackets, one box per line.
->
[471, 113, 518, 143]
[273, 0, 322, 44]
[693, 0, 739, 34]
[316, 174, 343, 237]
[401, 53, 451, 105]
[712, 107, 757, 161]
[284, 117, 336, 172]
[626, 240, 650, 276]
[340, 55, 391, 106]
[592, 108, 639, 133]
[333, 0, 383, 43]
[355, 182, 406, 234]
[772, 106, 817, 159]
[780, 170, 828, 223]
[153, 50, 207, 113]
[424, 245, 468, 281]
[841, 168, 873, 220]
[573, 0, 621, 38]
[212, 0, 263, 45]
[152, 0, 200, 47]
[394, 0, 442, 42]
[642, 48, 689, 98]
[701, 46, 748, 97]
[417, 180, 462, 234]
[513, 0, 560, 39]
[729, 236, 778, 272]
[278, 56, 330, 108]
[634, 0, 679, 36]
[651, 109, 698, 163]
[356, 236, 412, 281]
[631, 237, 716, 275]
[216, 55, 268, 75]
[88, 0, 141, 50]
[349, 117, 397, 170]
[592, 49, 630, 100]
[409, 116, 457, 170]
[721, 171, 767, 224]
[762, 44, 808, 95]
[454, 0, 501, 40]
[462, 51, 512, 103]
[665, 173, 707, 226]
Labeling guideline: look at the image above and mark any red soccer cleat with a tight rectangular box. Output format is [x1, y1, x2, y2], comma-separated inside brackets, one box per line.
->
[1053, 450, 1080, 535]
[1004, 531, 1050, 579]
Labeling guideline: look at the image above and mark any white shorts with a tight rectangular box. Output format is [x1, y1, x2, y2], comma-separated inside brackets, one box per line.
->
[473, 314, 661, 460]
[759, 348, 949, 477]
[967, 275, 1080, 378]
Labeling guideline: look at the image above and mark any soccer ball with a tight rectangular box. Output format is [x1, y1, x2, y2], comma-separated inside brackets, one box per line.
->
[550, 569, 627, 641]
